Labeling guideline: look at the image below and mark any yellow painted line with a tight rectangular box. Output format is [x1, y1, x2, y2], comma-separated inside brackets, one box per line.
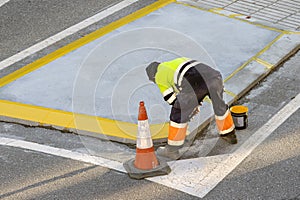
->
[255, 58, 273, 69]
[208, 6, 245, 19]
[208, 7, 223, 12]
[0, 100, 168, 140]
[0, 0, 174, 140]
[228, 13, 244, 18]
[0, 0, 175, 88]
[224, 89, 237, 97]
[224, 32, 285, 82]
[282, 30, 300, 35]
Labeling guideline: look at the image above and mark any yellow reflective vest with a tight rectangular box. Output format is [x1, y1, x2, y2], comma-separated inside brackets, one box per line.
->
[155, 57, 191, 105]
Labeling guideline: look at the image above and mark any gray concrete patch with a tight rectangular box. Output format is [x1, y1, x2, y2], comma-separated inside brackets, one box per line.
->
[0, 2, 298, 144]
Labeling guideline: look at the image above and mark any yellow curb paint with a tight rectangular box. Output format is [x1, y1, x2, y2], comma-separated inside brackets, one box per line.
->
[255, 58, 273, 69]
[208, 7, 223, 12]
[282, 30, 300, 35]
[0, 100, 168, 140]
[224, 33, 285, 82]
[0, 0, 174, 140]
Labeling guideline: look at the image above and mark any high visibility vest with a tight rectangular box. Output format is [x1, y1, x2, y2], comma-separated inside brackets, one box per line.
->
[155, 57, 200, 105]
[155, 57, 194, 146]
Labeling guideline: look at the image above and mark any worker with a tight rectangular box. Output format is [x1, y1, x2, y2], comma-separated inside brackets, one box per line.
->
[146, 57, 237, 160]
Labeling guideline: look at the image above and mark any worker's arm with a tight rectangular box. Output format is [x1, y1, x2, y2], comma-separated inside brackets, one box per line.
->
[157, 84, 177, 105]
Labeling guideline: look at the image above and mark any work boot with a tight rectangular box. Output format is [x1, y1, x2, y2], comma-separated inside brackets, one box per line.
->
[220, 130, 238, 144]
[156, 144, 182, 161]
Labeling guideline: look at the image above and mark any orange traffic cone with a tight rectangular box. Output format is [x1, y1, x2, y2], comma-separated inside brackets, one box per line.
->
[123, 101, 171, 179]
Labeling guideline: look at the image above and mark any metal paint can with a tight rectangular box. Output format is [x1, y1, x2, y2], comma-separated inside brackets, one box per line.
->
[230, 105, 248, 130]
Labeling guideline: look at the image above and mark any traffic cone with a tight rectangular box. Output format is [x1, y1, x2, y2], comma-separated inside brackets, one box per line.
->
[123, 101, 171, 179]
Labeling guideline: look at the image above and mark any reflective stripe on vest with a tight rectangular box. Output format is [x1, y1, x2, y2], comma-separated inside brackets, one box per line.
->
[155, 57, 191, 104]
[168, 121, 188, 146]
[163, 87, 177, 105]
[174, 60, 200, 89]
[215, 109, 235, 135]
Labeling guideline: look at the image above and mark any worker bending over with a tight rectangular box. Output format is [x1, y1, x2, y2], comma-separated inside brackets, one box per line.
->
[146, 57, 237, 160]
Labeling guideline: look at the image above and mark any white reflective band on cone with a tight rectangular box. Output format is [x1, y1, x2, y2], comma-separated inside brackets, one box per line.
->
[137, 120, 153, 149]
[137, 138, 153, 149]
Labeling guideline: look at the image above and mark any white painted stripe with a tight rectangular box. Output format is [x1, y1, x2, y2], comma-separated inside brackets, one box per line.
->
[0, 0, 10, 7]
[149, 92, 300, 198]
[0, 137, 126, 172]
[196, 92, 300, 197]
[0, 0, 138, 70]
[1, 93, 298, 198]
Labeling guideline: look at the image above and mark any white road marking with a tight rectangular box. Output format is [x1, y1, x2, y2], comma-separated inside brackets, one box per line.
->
[149, 92, 300, 197]
[0, 93, 299, 198]
[0, 137, 126, 172]
[0, 0, 138, 71]
[0, 0, 10, 7]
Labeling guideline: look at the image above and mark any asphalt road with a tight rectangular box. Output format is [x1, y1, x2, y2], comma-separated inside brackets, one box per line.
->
[0, 0, 155, 78]
[0, 0, 299, 199]
[0, 51, 299, 199]
[204, 51, 300, 199]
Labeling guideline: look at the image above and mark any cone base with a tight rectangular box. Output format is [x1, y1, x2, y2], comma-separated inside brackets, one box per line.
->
[123, 158, 171, 180]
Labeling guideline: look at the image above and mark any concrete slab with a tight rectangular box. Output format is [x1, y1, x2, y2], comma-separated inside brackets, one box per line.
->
[0, 1, 299, 143]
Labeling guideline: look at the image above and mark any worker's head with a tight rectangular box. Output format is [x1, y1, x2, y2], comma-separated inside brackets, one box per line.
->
[146, 62, 160, 82]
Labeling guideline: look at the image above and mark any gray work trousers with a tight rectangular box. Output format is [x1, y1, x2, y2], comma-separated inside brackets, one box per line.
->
[170, 63, 228, 123]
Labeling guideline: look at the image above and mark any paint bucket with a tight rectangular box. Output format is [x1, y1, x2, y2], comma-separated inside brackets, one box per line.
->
[230, 105, 248, 130]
